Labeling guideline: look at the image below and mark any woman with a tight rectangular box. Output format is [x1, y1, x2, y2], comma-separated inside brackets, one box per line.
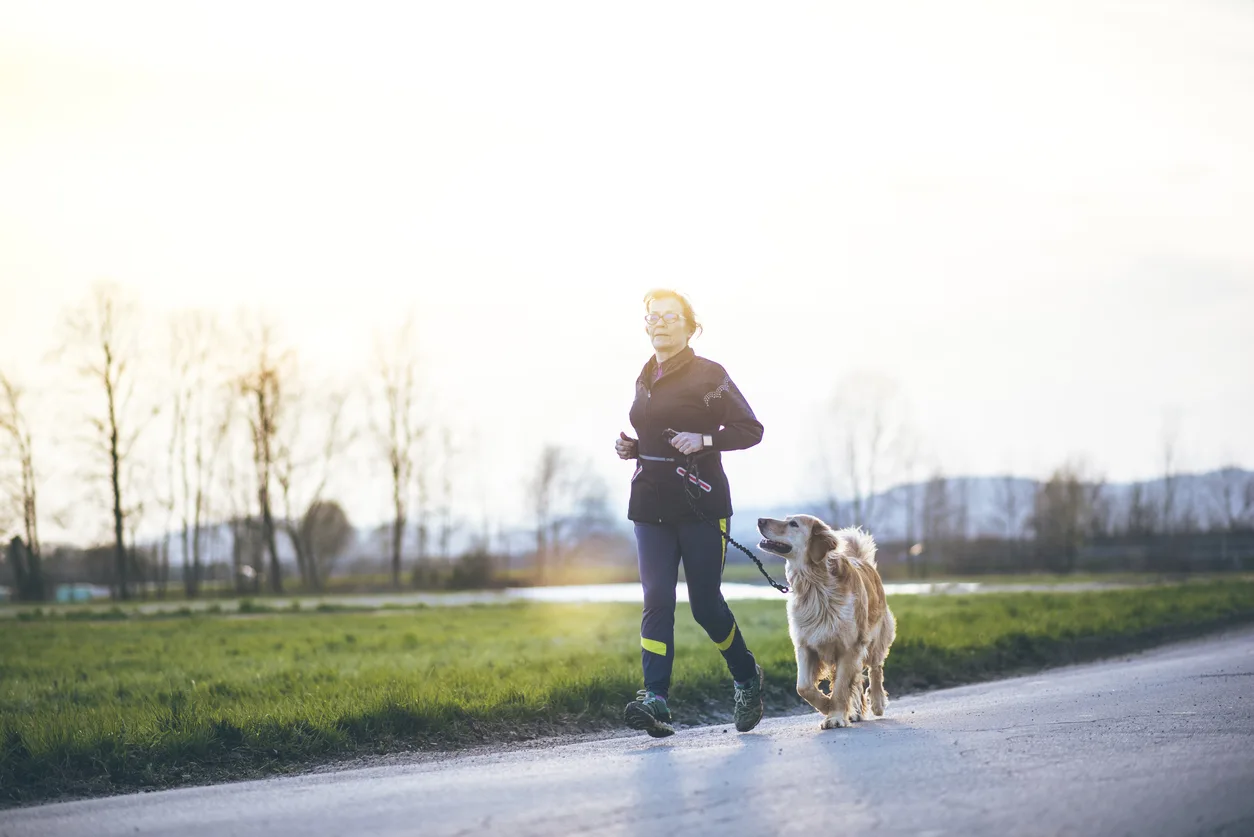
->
[614, 288, 766, 737]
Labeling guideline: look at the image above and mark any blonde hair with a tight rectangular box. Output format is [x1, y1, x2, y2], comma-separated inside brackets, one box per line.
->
[643, 288, 703, 340]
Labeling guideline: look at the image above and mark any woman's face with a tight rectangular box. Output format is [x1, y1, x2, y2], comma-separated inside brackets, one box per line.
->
[646, 296, 689, 355]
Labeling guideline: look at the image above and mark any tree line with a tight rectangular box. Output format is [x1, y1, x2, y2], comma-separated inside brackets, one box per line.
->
[0, 284, 614, 602]
[813, 373, 1254, 576]
[4, 297, 1251, 600]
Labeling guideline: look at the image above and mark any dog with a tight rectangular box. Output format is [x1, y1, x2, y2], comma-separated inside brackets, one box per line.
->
[757, 515, 896, 729]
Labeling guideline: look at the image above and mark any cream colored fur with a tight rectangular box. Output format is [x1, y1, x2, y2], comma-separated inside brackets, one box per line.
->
[758, 515, 896, 729]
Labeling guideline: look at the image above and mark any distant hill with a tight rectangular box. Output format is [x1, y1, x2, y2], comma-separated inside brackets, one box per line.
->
[727, 467, 1254, 561]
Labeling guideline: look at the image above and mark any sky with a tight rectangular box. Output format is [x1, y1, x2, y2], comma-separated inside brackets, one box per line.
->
[2, 0, 1253, 545]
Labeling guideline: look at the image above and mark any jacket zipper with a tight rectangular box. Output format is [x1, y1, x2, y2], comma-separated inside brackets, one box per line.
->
[642, 375, 662, 522]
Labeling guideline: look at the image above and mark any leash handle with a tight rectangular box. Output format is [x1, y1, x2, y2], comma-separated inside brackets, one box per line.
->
[676, 453, 790, 595]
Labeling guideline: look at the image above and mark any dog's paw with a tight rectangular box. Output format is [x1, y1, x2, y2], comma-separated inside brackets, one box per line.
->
[820, 715, 850, 730]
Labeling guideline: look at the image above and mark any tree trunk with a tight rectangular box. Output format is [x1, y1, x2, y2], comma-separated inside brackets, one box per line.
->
[158, 534, 171, 598]
[231, 520, 245, 594]
[181, 518, 193, 599]
[188, 428, 208, 598]
[249, 523, 264, 595]
[190, 517, 202, 598]
[260, 491, 282, 593]
[535, 524, 546, 583]
[306, 540, 321, 592]
[287, 523, 321, 592]
[391, 507, 405, 590]
[107, 365, 129, 601]
[9, 537, 29, 600]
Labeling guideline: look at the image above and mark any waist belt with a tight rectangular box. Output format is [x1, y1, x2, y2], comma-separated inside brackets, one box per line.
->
[638, 454, 679, 463]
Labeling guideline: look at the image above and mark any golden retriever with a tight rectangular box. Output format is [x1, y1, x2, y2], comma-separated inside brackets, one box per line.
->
[757, 515, 896, 729]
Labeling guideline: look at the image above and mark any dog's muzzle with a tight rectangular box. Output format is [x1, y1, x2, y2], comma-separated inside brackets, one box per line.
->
[758, 538, 792, 555]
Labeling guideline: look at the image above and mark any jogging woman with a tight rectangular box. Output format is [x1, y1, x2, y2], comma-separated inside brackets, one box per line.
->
[613, 288, 766, 737]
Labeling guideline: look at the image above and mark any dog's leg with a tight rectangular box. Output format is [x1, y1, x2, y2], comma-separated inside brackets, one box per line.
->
[795, 645, 833, 719]
[867, 611, 894, 717]
[820, 654, 861, 729]
[846, 659, 868, 722]
[868, 664, 888, 716]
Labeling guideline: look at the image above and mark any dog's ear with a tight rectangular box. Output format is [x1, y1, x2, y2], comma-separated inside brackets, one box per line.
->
[806, 521, 839, 565]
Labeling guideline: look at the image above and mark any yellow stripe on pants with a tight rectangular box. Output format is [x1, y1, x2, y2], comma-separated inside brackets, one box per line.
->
[641, 637, 667, 656]
[715, 623, 737, 651]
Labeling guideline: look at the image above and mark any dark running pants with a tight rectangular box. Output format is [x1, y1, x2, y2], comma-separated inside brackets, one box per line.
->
[635, 519, 757, 698]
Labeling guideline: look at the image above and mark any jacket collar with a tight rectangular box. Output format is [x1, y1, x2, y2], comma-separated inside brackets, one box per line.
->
[639, 346, 696, 389]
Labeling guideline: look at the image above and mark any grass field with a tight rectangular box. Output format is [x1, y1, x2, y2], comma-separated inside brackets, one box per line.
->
[4, 580, 1254, 806]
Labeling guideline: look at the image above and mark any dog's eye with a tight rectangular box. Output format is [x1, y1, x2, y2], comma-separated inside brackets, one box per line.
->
[788, 520, 798, 528]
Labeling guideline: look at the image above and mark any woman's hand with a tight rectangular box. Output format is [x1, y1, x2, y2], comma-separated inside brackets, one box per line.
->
[615, 432, 638, 460]
[669, 431, 705, 456]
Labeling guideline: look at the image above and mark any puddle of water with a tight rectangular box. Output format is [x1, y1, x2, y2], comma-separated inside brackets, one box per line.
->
[0, 580, 988, 616]
[388, 580, 985, 606]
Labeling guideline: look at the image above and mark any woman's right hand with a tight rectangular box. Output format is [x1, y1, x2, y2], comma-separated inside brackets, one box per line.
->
[615, 431, 638, 460]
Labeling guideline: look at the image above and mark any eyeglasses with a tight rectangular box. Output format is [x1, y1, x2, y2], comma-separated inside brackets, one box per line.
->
[644, 313, 685, 326]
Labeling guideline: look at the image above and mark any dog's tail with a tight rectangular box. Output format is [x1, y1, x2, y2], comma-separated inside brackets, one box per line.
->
[837, 527, 878, 567]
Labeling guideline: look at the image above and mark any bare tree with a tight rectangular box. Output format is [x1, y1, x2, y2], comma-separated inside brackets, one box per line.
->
[818, 374, 909, 531]
[64, 284, 149, 600]
[275, 390, 349, 591]
[238, 323, 287, 593]
[157, 385, 179, 598]
[1175, 497, 1202, 535]
[1086, 476, 1113, 538]
[1160, 414, 1181, 535]
[921, 472, 952, 540]
[565, 463, 614, 546]
[125, 494, 149, 596]
[373, 320, 423, 589]
[222, 428, 259, 595]
[529, 444, 571, 582]
[951, 478, 970, 542]
[880, 434, 925, 576]
[169, 312, 223, 598]
[414, 445, 432, 569]
[193, 401, 234, 593]
[0, 373, 45, 600]
[1125, 482, 1156, 537]
[463, 427, 497, 557]
[1208, 466, 1254, 531]
[918, 471, 951, 577]
[437, 426, 457, 561]
[993, 475, 1026, 541]
[1031, 461, 1103, 574]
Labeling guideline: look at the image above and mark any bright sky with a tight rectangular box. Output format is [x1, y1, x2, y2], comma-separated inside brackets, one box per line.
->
[2, 0, 1253, 544]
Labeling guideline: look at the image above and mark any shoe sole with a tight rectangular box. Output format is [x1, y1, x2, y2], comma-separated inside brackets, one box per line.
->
[734, 666, 765, 732]
[624, 701, 675, 738]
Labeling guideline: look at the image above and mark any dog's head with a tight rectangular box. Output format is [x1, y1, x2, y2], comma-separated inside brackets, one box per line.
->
[757, 514, 839, 565]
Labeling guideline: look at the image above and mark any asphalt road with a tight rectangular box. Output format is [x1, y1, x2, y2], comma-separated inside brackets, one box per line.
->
[5, 628, 1253, 837]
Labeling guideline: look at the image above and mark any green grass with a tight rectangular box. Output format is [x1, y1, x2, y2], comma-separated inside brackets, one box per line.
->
[3, 581, 1254, 807]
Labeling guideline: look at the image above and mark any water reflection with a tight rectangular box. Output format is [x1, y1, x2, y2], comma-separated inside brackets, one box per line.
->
[504, 581, 983, 604]
[381, 580, 984, 607]
[3, 580, 999, 616]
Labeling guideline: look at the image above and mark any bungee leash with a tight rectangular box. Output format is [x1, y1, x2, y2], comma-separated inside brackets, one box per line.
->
[660, 429, 790, 595]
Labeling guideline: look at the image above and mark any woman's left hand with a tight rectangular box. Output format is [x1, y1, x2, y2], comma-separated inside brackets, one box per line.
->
[669, 431, 705, 456]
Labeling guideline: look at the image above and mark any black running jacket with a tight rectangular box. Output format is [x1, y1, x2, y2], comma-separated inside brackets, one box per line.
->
[627, 347, 764, 523]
